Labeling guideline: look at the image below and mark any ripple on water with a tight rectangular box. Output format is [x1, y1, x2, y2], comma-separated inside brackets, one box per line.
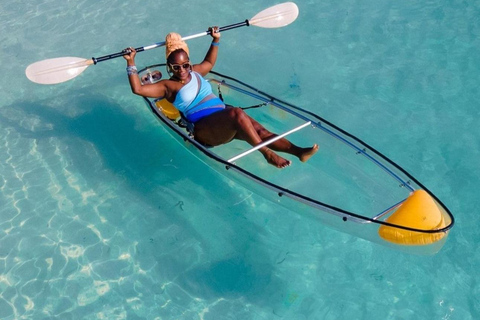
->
[77, 280, 110, 307]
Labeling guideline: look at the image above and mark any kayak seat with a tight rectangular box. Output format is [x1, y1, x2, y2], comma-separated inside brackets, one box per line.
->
[155, 98, 216, 146]
[155, 98, 181, 120]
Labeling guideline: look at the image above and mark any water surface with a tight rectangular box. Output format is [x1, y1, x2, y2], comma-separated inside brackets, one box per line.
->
[0, 0, 479, 319]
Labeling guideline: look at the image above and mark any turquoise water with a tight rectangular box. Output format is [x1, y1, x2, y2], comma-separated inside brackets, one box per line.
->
[1, 0, 479, 318]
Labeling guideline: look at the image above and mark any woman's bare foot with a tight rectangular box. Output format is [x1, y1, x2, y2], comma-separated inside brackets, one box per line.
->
[299, 144, 319, 162]
[263, 149, 291, 168]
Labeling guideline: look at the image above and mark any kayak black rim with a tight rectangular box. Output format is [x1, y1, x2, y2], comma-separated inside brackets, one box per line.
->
[139, 64, 454, 235]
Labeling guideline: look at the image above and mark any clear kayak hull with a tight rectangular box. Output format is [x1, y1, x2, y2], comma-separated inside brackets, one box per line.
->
[139, 64, 454, 255]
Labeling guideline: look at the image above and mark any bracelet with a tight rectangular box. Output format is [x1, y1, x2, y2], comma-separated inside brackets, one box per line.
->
[126, 65, 138, 76]
[211, 41, 220, 47]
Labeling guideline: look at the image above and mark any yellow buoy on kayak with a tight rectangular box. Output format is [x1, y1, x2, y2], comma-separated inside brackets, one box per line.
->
[378, 190, 447, 245]
[155, 99, 180, 120]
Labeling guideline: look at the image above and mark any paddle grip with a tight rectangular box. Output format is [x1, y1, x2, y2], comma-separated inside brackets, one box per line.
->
[217, 20, 249, 33]
[92, 47, 145, 64]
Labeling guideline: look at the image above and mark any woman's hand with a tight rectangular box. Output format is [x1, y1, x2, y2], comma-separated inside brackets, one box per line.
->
[209, 26, 221, 40]
[123, 47, 137, 63]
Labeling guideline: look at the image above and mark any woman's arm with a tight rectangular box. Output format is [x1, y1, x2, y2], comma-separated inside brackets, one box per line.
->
[193, 27, 221, 76]
[123, 47, 167, 98]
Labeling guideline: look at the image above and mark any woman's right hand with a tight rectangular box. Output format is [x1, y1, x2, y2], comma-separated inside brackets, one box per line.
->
[123, 47, 136, 62]
[209, 26, 221, 40]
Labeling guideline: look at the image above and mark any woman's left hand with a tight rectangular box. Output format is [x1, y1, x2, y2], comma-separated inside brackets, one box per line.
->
[123, 47, 137, 62]
[209, 26, 221, 40]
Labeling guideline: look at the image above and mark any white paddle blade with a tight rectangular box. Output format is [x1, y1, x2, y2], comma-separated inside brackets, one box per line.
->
[249, 2, 299, 28]
[26, 57, 93, 84]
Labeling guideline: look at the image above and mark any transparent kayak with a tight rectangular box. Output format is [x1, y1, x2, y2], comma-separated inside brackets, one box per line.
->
[139, 64, 454, 255]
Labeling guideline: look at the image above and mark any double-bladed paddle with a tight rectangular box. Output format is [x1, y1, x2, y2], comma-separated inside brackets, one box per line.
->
[25, 2, 299, 85]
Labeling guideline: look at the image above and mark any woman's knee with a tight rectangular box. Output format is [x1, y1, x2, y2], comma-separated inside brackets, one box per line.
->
[227, 107, 249, 125]
[226, 107, 243, 117]
[256, 126, 272, 139]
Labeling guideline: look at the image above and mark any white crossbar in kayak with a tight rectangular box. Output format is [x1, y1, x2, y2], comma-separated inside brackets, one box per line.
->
[228, 121, 312, 163]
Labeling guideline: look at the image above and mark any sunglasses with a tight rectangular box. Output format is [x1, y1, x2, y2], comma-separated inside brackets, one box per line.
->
[169, 62, 191, 72]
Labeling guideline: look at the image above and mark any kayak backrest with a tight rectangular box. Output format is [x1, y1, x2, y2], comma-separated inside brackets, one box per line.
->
[154, 98, 181, 120]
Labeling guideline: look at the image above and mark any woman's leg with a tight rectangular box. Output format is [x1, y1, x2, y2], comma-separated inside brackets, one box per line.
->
[193, 108, 291, 168]
[247, 116, 319, 162]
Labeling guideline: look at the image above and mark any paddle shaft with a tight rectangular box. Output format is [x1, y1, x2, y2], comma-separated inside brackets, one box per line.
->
[92, 20, 249, 64]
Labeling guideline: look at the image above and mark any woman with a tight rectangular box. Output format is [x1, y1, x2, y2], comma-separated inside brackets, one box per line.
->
[123, 27, 318, 168]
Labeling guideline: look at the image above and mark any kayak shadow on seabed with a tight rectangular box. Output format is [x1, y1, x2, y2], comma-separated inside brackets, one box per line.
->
[0, 90, 301, 311]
